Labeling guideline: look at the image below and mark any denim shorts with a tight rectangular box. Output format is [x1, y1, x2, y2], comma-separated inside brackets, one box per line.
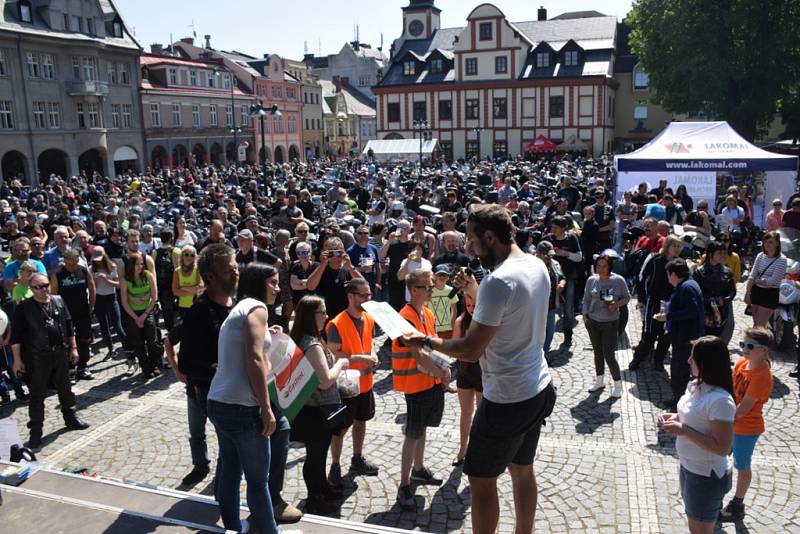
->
[732, 434, 760, 470]
[679, 465, 732, 522]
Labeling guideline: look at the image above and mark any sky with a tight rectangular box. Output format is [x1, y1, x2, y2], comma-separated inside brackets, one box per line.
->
[115, 0, 635, 60]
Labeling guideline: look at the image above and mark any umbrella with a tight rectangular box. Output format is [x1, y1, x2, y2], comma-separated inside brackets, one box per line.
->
[524, 135, 557, 153]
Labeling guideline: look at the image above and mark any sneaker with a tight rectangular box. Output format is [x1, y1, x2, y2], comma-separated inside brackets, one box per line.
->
[350, 455, 379, 476]
[410, 467, 443, 486]
[718, 500, 745, 522]
[69, 370, 77, 386]
[180, 466, 210, 486]
[790, 368, 799, 379]
[76, 369, 94, 380]
[396, 485, 416, 511]
[327, 463, 343, 488]
[273, 501, 303, 524]
[124, 360, 138, 377]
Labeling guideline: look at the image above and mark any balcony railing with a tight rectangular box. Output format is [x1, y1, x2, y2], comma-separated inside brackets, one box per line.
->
[66, 80, 110, 97]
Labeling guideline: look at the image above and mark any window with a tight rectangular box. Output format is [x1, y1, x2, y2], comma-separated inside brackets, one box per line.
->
[73, 16, 81, 32]
[111, 104, 120, 128]
[225, 105, 233, 127]
[112, 21, 123, 38]
[63, 13, 69, 31]
[107, 62, 117, 84]
[192, 104, 200, 127]
[493, 97, 507, 119]
[19, 1, 32, 23]
[466, 141, 480, 159]
[358, 76, 369, 87]
[440, 141, 452, 161]
[150, 103, 160, 127]
[0, 101, 13, 129]
[634, 67, 650, 90]
[82, 57, 97, 81]
[274, 117, 283, 133]
[86, 18, 94, 35]
[47, 102, 60, 128]
[304, 93, 308, 104]
[438, 99, 452, 121]
[479, 22, 492, 41]
[26, 52, 40, 78]
[493, 140, 507, 158]
[536, 52, 550, 68]
[172, 103, 181, 127]
[209, 104, 218, 126]
[189, 70, 197, 86]
[77, 103, 86, 128]
[241, 105, 248, 126]
[564, 50, 579, 67]
[119, 63, 129, 84]
[412, 101, 426, 121]
[465, 98, 479, 120]
[122, 104, 132, 128]
[286, 88, 296, 99]
[549, 95, 564, 118]
[272, 86, 282, 98]
[465, 58, 477, 76]
[288, 116, 297, 133]
[168, 68, 177, 85]
[495, 56, 507, 74]
[387, 102, 400, 122]
[87, 103, 99, 128]
[72, 57, 80, 79]
[223, 74, 232, 89]
[207, 73, 215, 88]
[403, 61, 416, 76]
[41, 54, 55, 79]
[32, 101, 46, 129]
[305, 118, 309, 130]
[634, 104, 648, 120]
[429, 58, 443, 74]
[0, 49, 7, 76]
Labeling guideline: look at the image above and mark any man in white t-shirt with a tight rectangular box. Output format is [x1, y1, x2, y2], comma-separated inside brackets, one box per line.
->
[404, 204, 556, 534]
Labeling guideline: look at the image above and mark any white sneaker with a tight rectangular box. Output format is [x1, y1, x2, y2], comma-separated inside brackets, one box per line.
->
[610, 380, 623, 398]
[588, 375, 605, 392]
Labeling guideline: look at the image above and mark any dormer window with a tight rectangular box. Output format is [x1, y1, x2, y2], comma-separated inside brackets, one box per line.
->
[429, 58, 443, 74]
[564, 50, 579, 67]
[19, 0, 32, 23]
[479, 22, 492, 41]
[536, 52, 550, 68]
[112, 21, 123, 38]
[403, 61, 416, 76]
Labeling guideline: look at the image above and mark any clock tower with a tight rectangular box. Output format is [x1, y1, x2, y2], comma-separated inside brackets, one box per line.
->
[402, 0, 441, 40]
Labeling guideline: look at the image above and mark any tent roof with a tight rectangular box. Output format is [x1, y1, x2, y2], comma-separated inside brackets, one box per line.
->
[363, 138, 438, 155]
[615, 121, 798, 172]
[557, 134, 589, 151]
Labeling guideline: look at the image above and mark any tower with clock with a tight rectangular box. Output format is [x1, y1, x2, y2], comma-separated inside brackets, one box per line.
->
[402, 0, 441, 40]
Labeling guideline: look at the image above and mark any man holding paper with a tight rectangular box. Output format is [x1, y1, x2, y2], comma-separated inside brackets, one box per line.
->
[402, 205, 556, 534]
[392, 268, 452, 511]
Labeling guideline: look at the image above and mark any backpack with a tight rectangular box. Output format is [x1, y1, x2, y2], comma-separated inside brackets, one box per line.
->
[154, 247, 175, 290]
[624, 246, 651, 281]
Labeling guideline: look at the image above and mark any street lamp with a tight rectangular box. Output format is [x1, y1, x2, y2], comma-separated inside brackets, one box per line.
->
[214, 68, 242, 155]
[412, 119, 431, 171]
[249, 102, 281, 170]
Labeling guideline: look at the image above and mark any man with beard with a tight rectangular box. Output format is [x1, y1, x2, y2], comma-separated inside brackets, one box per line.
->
[403, 204, 556, 534]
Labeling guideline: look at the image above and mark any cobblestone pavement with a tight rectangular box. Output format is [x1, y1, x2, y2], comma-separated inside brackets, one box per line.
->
[2, 291, 800, 533]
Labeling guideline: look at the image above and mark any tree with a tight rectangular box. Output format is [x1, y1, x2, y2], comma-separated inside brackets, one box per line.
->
[629, 0, 800, 141]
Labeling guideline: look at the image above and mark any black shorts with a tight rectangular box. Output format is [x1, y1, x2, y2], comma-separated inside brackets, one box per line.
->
[456, 361, 483, 392]
[338, 390, 375, 434]
[750, 285, 779, 310]
[404, 386, 445, 439]
[463, 382, 556, 478]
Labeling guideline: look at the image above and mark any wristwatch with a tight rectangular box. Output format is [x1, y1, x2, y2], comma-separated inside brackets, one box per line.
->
[422, 336, 433, 351]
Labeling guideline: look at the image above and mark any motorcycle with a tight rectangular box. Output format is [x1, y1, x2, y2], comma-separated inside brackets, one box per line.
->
[771, 227, 800, 349]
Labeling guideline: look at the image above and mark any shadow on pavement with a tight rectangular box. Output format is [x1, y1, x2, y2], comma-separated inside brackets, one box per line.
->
[569, 393, 620, 434]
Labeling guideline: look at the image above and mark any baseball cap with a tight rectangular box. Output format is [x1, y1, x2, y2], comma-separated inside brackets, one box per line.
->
[434, 264, 451, 276]
[237, 229, 254, 240]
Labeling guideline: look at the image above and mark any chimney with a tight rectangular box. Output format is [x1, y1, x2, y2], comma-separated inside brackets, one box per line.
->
[537, 6, 547, 21]
[340, 77, 349, 88]
[150, 43, 163, 55]
[333, 76, 342, 92]
[180, 37, 194, 45]
[204, 34, 211, 49]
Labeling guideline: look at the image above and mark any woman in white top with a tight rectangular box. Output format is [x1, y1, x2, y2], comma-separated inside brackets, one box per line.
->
[207, 263, 282, 534]
[173, 216, 198, 249]
[397, 242, 432, 302]
[658, 336, 735, 533]
[744, 231, 787, 328]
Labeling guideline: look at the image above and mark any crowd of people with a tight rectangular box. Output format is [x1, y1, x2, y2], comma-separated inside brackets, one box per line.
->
[0, 152, 793, 533]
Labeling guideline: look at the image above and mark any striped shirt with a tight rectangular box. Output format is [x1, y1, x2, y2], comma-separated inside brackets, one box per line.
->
[749, 253, 787, 288]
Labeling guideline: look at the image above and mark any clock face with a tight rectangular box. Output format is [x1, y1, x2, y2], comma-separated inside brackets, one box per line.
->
[409, 20, 424, 37]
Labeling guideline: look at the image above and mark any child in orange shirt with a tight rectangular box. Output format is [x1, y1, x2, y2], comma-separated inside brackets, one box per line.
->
[719, 327, 773, 522]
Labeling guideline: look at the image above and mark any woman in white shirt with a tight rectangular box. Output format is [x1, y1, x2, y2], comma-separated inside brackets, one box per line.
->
[397, 242, 432, 302]
[207, 263, 282, 534]
[658, 336, 735, 533]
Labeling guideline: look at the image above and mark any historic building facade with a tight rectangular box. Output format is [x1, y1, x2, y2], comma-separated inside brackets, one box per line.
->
[304, 40, 387, 104]
[374, 1, 619, 160]
[0, 0, 145, 183]
[321, 78, 377, 158]
[285, 57, 324, 161]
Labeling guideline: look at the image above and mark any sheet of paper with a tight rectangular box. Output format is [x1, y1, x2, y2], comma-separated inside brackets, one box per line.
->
[361, 301, 421, 340]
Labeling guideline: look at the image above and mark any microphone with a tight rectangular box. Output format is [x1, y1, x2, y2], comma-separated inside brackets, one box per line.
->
[448, 262, 476, 299]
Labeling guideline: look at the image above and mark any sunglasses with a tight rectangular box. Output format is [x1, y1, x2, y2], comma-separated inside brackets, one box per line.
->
[356, 231, 369, 235]
[31, 283, 49, 291]
[183, 253, 196, 258]
[297, 251, 310, 256]
[739, 341, 767, 351]
[297, 230, 308, 234]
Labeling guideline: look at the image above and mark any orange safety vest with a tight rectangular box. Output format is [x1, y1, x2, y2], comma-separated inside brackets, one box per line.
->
[391, 304, 440, 394]
[326, 310, 375, 393]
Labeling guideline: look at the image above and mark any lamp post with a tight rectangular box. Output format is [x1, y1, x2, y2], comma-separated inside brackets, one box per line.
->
[412, 119, 431, 171]
[249, 102, 281, 170]
[214, 68, 242, 160]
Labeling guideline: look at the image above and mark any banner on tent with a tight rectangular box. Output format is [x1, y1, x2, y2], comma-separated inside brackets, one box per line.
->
[616, 171, 716, 204]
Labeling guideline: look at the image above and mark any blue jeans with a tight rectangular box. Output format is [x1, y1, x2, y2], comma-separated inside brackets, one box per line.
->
[207, 400, 279, 534]
[544, 308, 556, 353]
[94, 293, 126, 352]
[187, 384, 210, 469]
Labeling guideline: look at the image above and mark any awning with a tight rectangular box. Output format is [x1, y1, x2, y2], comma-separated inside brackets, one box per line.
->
[556, 134, 589, 151]
[113, 146, 138, 161]
[524, 135, 556, 153]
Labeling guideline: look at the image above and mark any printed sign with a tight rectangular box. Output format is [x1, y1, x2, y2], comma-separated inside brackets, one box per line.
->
[267, 333, 319, 422]
[361, 301, 420, 340]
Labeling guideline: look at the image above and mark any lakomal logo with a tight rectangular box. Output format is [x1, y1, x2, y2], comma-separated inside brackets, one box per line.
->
[665, 142, 692, 153]
[703, 142, 749, 153]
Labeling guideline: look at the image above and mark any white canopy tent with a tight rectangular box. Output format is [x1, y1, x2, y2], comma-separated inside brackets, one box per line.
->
[615, 121, 798, 224]
[363, 138, 439, 163]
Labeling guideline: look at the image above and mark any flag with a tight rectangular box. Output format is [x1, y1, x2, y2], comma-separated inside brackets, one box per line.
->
[267, 333, 319, 421]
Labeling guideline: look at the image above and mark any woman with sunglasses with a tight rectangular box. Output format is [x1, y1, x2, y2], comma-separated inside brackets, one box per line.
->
[745, 231, 786, 328]
[675, 184, 694, 212]
[290, 242, 319, 308]
[288, 295, 350, 515]
[172, 245, 203, 322]
[120, 251, 160, 378]
[658, 336, 735, 534]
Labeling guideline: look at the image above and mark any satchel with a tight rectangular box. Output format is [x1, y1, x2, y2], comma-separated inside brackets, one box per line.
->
[319, 403, 347, 432]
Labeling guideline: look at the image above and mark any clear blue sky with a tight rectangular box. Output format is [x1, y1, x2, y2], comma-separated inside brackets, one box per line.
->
[115, 0, 634, 59]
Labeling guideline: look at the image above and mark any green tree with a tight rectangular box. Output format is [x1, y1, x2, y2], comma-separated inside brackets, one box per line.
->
[629, 0, 800, 141]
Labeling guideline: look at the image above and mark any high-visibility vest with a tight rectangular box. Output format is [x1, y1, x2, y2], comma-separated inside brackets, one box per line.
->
[326, 310, 375, 393]
[391, 304, 440, 394]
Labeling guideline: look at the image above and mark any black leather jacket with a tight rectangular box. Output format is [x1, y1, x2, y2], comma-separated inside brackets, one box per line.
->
[693, 262, 736, 318]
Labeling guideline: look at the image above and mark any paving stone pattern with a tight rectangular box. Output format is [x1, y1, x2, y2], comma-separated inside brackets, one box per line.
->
[2, 291, 799, 533]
